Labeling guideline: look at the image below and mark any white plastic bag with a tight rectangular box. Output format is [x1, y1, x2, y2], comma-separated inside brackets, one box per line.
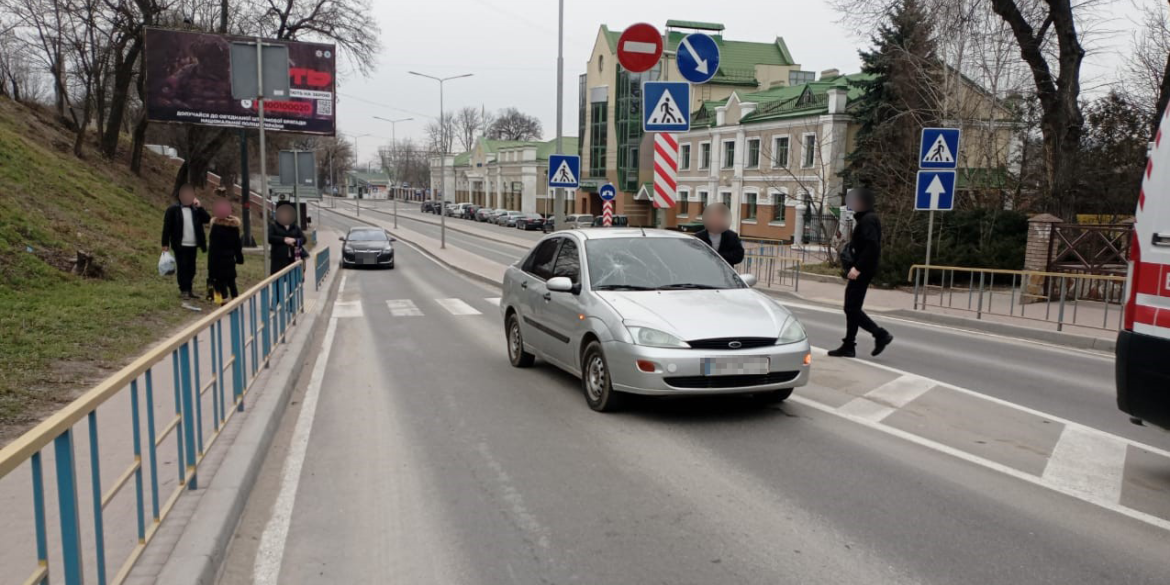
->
[158, 251, 176, 276]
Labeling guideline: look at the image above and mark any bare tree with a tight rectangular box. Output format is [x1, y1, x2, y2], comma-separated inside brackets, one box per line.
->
[1123, 0, 1170, 136]
[425, 112, 455, 154]
[455, 106, 485, 152]
[487, 107, 543, 141]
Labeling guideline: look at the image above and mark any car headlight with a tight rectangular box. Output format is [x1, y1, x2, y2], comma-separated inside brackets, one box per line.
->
[344, 246, 354, 254]
[625, 325, 689, 348]
[382, 245, 393, 253]
[776, 317, 807, 345]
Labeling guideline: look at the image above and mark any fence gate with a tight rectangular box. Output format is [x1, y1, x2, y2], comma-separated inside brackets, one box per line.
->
[1046, 223, 1132, 276]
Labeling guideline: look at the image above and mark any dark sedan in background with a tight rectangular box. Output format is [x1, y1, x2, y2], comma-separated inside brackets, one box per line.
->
[341, 227, 396, 269]
[514, 213, 546, 231]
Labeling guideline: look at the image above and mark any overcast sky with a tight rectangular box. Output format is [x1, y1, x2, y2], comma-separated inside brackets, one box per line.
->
[337, 0, 1138, 163]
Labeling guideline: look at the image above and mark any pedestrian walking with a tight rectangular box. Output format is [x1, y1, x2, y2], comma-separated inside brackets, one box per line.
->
[207, 199, 244, 305]
[829, 188, 894, 358]
[161, 184, 210, 300]
[269, 201, 305, 275]
[695, 202, 745, 266]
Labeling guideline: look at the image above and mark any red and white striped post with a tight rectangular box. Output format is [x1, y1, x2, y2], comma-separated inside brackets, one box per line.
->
[653, 133, 679, 209]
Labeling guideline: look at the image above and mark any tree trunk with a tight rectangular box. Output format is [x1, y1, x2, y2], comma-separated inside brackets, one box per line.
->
[72, 93, 92, 158]
[101, 39, 142, 159]
[174, 127, 233, 191]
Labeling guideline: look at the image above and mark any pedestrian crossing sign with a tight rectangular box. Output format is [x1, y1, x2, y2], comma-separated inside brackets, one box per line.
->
[919, 128, 960, 169]
[643, 81, 691, 132]
[548, 155, 580, 189]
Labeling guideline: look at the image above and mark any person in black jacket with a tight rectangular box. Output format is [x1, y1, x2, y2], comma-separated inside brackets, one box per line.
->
[695, 202, 745, 266]
[269, 201, 305, 275]
[829, 188, 894, 358]
[161, 185, 210, 300]
[207, 199, 245, 304]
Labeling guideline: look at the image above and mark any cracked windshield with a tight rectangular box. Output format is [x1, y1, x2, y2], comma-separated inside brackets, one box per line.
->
[1, 0, 1169, 583]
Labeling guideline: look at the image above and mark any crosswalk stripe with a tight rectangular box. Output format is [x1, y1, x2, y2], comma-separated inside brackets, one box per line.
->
[485, 297, 502, 306]
[436, 298, 482, 316]
[386, 299, 423, 317]
[333, 301, 364, 318]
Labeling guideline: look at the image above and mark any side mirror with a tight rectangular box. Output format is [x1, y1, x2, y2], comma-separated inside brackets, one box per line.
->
[547, 277, 574, 293]
[339, 237, 346, 242]
[389, 237, 397, 242]
[741, 274, 758, 288]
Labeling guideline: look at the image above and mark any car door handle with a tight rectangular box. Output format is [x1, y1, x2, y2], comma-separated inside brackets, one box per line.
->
[542, 293, 552, 301]
[521, 281, 528, 289]
[1154, 233, 1170, 247]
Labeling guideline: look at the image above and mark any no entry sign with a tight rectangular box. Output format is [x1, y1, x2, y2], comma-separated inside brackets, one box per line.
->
[617, 23, 662, 73]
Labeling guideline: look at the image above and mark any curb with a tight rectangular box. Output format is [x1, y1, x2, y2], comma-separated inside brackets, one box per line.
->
[321, 206, 505, 291]
[155, 269, 342, 585]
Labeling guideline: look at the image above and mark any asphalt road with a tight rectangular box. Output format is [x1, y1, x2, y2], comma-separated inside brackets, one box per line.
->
[318, 203, 1168, 451]
[219, 216, 1170, 584]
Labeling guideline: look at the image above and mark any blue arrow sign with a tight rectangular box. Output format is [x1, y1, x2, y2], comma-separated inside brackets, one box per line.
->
[919, 128, 960, 169]
[643, 81, 691, 133]
[676, 33, 721, 84]
[916, 170, 956, 211]
[548, 155, 580, 189]
[599, 183, 617, 201]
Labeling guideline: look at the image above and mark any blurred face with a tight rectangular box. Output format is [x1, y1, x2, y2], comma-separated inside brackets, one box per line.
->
[847, 189, 870, 212]
[213, 199, 231, 219]
[177, 187, 195, 206]
[276, 206, 295, 225]
[703, 205, 729, 233]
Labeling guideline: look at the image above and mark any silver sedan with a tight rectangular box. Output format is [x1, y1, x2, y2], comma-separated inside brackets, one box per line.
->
[500, 229, 811, 412]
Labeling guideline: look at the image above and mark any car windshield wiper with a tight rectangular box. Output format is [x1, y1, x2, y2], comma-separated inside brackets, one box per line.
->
[657, 283, 720, 290]
[594, 284, 656, 291]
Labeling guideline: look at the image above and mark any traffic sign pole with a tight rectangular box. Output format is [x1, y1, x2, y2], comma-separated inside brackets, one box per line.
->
[923, 210, 935, 309]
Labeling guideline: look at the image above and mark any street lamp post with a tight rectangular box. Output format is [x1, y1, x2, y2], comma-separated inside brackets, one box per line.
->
[410, 71, 473, 250]
[374, 116, 413, 229]
[352, 132, 374, 217]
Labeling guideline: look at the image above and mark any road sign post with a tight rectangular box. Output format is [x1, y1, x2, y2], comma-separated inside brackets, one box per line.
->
[599, 183, 616, 227]
[652, 134, 679, 210]
[916, 127, 961, 308]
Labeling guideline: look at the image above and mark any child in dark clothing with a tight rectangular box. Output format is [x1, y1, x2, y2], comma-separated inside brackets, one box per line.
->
[207, 199, 245, 305]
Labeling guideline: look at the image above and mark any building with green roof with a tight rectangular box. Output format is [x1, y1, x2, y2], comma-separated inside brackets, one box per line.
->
[578, 20, 818, 226]
[430, 135, 580, 214]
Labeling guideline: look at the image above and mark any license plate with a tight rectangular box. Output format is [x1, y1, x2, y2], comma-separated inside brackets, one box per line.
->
[360, 255, 376, 265]
[701, 356, 770, 376]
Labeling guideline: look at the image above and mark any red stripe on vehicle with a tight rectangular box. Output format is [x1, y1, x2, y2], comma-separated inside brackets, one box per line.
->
[1158, 129, 1163, 147]
[1139, 189, 1145, 210]
[1135, 304, 1158, 326]
[1148, 159, 1155, 179]
[1136, 262, 1164, 296]
[1156, 309, 1170, 329]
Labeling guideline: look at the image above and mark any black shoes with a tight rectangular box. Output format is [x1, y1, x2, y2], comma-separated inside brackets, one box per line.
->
[827, 344, 857, 358]
[873, 332, 894, 356]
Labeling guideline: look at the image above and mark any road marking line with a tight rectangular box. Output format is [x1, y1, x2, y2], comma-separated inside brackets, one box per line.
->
[253, 316, 339, 585]
[332, 301, 364, 318]
[485, 297, 501, 306]
[789, 395, 1170, 534]
[339, 273, 348, 293]
[387, 299, 423, 317]
[436, 298, 481, 316]
[1042, 425, 1128, 504]
[839, 374, 936, 422]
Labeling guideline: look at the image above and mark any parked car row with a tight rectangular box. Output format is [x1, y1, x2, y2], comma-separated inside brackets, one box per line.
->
[423, 203, 630, 233]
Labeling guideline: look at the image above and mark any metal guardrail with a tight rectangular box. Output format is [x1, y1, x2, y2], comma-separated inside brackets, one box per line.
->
[315, 246, 331, 291]
[739, 253, 804, 291]
[909, 264, 1126, 332]
[0, 255, 315, 585]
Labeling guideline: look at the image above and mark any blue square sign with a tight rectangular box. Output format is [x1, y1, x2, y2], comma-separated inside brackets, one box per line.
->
[643, 81, 691, 132]
[919, 128, 960, 169]
[916, 171, 956, 211]
[548, 155, 580, 189]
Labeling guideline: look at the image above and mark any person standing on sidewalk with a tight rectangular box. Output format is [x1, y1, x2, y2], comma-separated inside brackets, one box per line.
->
[207, 198, 244, 304]
[161, 184, 210, 300]
[269, 201, 305, 275]
[695, 203, 745, 267]
[829, 188, 894, 358]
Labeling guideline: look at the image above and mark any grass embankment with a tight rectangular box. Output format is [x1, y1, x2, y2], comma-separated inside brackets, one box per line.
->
[0, 98, 267, 440]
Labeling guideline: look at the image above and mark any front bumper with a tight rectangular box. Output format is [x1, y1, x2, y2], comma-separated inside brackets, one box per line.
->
[342, 250, 394, 266]
[604, 340, 812, 396]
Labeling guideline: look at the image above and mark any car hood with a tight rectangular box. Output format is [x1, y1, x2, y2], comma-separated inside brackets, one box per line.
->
[596, 289, 792, 341]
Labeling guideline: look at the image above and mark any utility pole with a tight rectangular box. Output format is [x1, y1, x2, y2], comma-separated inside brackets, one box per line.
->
[256, 39, 270, 266]
[374, 116, 414, 229]
[410, 71, 473, 249]
[554, 0, 565, 231]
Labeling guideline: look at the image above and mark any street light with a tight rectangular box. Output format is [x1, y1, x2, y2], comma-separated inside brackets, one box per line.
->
[352, 132, 374, 216]
[373, 116, 413, 229]
[410, 71, 473, 250]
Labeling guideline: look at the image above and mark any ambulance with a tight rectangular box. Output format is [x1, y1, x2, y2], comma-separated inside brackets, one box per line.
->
[1116, 108, 1170, 431]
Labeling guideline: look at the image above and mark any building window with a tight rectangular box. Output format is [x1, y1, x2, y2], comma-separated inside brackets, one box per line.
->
[678, 190, 690, 216]
[680, 144, 692, 170]
[590, 102, 607, 176]
[722, 140, 735, 169]
[789, 70, 816, 86]
[699, 142, 711, 169]
[773, 136, 789, 168]
[745, 191, 758, 221]
[698, 191, 709, 216]
[802, 133, 816, 168]
[597, 54, 604, 73]
[770, 189, 787, 224]
[746, 139, 760, 168]
[720, 191, 732, 209]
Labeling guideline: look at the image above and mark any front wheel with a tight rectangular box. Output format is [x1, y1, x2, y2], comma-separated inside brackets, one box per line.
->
[507, 314, 535, 368]
[582, 342, 625, 412]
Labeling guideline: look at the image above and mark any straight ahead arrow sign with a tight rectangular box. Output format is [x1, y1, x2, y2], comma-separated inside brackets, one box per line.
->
[926, 174, 946, 209]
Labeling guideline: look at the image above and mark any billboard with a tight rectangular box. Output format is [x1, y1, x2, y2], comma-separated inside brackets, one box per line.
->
[144, 28, 336, 135]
